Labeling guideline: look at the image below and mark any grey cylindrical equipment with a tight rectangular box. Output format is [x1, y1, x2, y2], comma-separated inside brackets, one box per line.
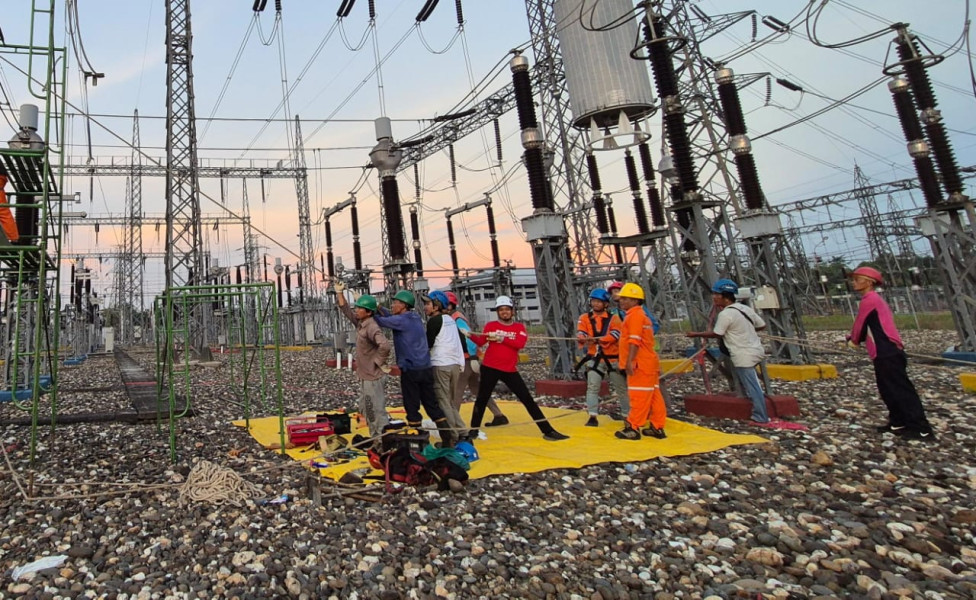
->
[8, 104, 45, 150]
[553, 0, 656, 129]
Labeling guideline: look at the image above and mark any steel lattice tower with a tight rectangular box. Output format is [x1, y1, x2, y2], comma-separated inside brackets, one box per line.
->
[241, 180, 259, 284]
[164, 0, 208, 354]
[123, 109, 143, 344]
[854, 165, 904, 284]
[292, 116, 314, 306]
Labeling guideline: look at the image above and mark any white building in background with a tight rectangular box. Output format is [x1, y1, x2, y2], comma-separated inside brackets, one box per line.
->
[450, 268, 542, 326]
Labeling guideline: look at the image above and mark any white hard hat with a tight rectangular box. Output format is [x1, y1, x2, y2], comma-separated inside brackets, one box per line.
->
[493, 295, 514, 309]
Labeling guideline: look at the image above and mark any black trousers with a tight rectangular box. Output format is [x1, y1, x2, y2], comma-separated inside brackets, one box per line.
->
[874, 351, 931, 433]
[470, 365, 554, 435]
[400, 367, 445, 425]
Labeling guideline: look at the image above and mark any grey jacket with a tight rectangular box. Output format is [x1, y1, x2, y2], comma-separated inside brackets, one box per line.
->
[339, 303, 392, 381]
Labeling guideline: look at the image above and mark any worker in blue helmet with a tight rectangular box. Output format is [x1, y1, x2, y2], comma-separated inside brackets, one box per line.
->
[575, 288, 628, 427]
[687, 278, 772, 425]
[374, 290, 454, 446]
[422, 290, 468, 446]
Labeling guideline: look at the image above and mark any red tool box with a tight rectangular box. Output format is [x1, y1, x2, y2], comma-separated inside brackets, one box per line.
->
[285, 416, 335, 445]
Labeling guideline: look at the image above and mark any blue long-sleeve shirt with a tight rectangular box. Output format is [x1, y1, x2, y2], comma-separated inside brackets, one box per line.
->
[373, 308, 432, 370]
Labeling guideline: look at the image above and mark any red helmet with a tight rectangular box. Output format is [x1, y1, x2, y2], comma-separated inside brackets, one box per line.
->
[608, 281, 624, 291]
[849, 266, 883, 285]
[445, 291, 458, 307]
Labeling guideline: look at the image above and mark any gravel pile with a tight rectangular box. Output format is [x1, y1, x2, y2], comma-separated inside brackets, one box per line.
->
[1, 330, 974, 599]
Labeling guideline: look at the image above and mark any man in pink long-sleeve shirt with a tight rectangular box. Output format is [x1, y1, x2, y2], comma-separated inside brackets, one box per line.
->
[847, 265, 933, 441]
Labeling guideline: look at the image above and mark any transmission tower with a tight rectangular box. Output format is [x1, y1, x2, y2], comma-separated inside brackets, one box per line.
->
[123, 109, 144, 344]
[854, 165, 903, 284]
[164, 0, 208, 354]
[292, 116, 314, 305]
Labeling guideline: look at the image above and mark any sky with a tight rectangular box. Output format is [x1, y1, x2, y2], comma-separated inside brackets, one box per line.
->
[1, 0, 974, 305]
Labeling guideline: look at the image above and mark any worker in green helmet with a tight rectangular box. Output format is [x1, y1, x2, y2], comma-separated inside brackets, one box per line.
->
[335, 281, 392, 437]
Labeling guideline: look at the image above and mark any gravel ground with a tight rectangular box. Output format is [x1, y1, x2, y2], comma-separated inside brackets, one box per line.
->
[1, 330, 974, 600]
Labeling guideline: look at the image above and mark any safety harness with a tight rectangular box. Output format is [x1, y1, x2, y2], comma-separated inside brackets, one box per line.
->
[573, 311, 617, 377]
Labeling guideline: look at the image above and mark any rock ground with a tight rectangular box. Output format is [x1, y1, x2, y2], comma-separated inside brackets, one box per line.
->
[1, 330, 974, 599]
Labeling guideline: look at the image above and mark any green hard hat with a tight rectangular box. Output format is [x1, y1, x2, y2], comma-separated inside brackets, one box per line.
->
[393, 290, 416, 307]
[354, 294, 378, 312]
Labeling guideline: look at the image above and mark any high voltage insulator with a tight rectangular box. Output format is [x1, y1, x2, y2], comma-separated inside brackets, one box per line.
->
[368, 0, 375, 20]
[511, 55, 538, 130]
[409, 205, 423, 276]
[637, 142, 665, 228]
[337, 0, 355, 18]
[325, 218, 335, 277]
[888, 77, 943, 207]
[715, 67, 764, 211]
[381, 179, 406, 260]
[512, 53, 554, 212]
[446, 216, 459, 275]
[624, 150, 650, 234]
[894, 28, 964, 199]
[413, 163, 421, 199]
[455, 0, 463, 25]
[350, 202, 363, 271]
[449, 143, 457, 185]
[643, 13, 699, 198]
[586, 154, 610, 234]
[493, 118, 503, 162]
[605, 199, 623, 264]
[485, 203, 500, 268]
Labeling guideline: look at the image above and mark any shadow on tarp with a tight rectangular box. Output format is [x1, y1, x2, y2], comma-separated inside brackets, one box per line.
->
[233, 401, 768, 483]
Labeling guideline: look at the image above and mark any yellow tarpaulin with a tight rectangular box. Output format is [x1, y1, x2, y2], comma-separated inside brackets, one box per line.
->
[234, 401, 767, 483]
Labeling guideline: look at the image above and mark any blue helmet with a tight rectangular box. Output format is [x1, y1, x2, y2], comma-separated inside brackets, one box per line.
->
[428, 290, 449, 309]
[454, 440, 479, 462]
[711, 278, 739, 295]
[589, 288, 610, 302]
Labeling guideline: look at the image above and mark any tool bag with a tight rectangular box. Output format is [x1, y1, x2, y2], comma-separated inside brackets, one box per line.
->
[367, 446, 468, 492]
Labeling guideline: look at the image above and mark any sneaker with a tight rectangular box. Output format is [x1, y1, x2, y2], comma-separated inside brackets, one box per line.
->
[641, 426, 667, 439]
[876, 423, 906, 433]
[543, 431, 569, 441]
[898, 429, 936, 442]
[614, 427, 641, 440]
[585, 415, 599, 427]
[484, 415, 509, 427]
[607, 411, 625, 421]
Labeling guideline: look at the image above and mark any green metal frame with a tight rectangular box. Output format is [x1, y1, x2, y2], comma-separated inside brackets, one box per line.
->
[154, 283, 285, 462]
[0, 0, 68, 462]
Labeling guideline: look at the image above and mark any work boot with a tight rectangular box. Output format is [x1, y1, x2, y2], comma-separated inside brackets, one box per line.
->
[585, 415, 599, 427]
[641, 426, 667, 439]
[436, 419, 455, 448]
[484, 415, 509, 427]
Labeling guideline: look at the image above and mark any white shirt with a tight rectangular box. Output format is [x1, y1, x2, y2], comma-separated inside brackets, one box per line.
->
[430, 314, 465, 368]
[712, 302, 766, 368]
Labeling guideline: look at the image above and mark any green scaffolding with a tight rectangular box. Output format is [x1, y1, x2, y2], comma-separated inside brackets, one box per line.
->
[153, 283, 286, 462]
[0, 0, 68, 462]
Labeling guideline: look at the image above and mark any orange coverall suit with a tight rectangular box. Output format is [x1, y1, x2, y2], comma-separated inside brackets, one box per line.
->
[0, 174, 20, 243]
[620, 304, 666, 430]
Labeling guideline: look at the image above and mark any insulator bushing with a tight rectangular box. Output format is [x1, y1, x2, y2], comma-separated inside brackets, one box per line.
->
[896, 35, 937, 110]
[493, 118, 503, 162]
[924, 117, 964, 196]
[368, 0, 375, 20]
[523, 147, 552, 211]
[607, 200, 619, 235]
[716, 80, 747, 136]
[326, 250, 335, 278]
[914, 155, 944, 207]
[413, 163, 421, 198]
[449, 144, 457, 184]
[593, 195, 610, 234]
[637, 142, 655, 182]
[644, 16, 679, 97]
[510, 55, 537, 130]
[409, 205, 420, 240]
[455, 0, 463, 25]
[625, 151, 650, 234]
[648, 186, 665, 228]
[663, 111, 699, 194]
[447, 218, 459, 273]
[734, 153, 765, 211]
[351, 203, 363, 270]
[325, 219, 333, 247]
[486, 205, 501, 267]
[586, 153, 603, 191]
[382, 177, 406, 260]
[889, 78, 925, 141]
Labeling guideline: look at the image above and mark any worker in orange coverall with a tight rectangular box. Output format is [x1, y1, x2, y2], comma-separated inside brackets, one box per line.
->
[0, 166, 20, 243]
[614, 283, 667, 440]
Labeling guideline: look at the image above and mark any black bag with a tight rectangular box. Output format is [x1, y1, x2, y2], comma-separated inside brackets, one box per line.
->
[317, 412, 351, 435]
